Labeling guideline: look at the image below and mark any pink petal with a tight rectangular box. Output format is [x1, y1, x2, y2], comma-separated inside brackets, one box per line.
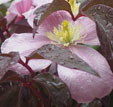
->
[1, 33, 51, 76]
[38, 12, 99, 46]
[16, 0, 32, 15]
[1, 33, 50, 57]
[24, 0, 53, 27]
[8, 2, 20, 16]
[33, 0, 53, 7]
[76, 16, 100, 45]
[9, 63, 29, 75]
[58, 45, 113, 103]
[5, 13, 17, 24]
[8, 59, 52, 76]
[38, 10, 72, 35]
[23, 7, 37, 27]
[28, 59, 52, 71]
[8, 0, 32, 16]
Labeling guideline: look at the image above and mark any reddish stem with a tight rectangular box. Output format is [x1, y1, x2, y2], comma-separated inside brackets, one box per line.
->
[19, 59, 35, 76]
[73, 13, 85, 21]
[0, 28, 6, 42]
[15, 79, 42, 107]
[70, 12, 85, 21]
[27, 82, 43, 107]
[31, 80, 50, 107]
[4, 27, 11, 37]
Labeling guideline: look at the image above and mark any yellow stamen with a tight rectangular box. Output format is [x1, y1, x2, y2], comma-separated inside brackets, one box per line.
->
[66, 0, 80, 17]
[47, 20, 85, 47]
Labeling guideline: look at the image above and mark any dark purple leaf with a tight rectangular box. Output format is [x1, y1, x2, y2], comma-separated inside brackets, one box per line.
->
[0, 71, 21, 107]
[101, 96, 110, 107]
[0, 70, 72, 107]
[0, 81, 20, 107]
[33, 72, 72, 107]
[81, 4, 113, 71]
[30, 44, 99, 76]
[0, 71, 38, 107]
[81, 99, 102, 107]
[0, 12, 7, 29]
[81, 0, 113, 12]
[28, 52, 44, 60]
[12, 18, 32, 33]
[0, 52, 20, 79]
[33, 0, 72, 36]
[48, 62, 57, 75]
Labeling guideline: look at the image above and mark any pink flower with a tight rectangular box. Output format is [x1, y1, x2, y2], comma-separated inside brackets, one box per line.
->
[6, 0, 53, 23]
[1, 11, 113, 103]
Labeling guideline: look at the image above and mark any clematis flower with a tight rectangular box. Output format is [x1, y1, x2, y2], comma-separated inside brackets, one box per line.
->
[6, 0, 53, 23]
[24, 0, 80, 27]
[1, 9, 113, 103]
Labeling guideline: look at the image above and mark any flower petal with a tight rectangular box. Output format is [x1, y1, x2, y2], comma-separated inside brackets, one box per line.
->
[76, 16, 100, 45]
[1, 33, 51, 76]
[1, 33, 50, 57]
[28, 59, 52, 71]
[9, 63, 29, 75]
[23, 7, 37, 27]
[58, 45, 113, 103]
[8, 0, 32, 16]
[16, 0, 32, 15]
[38, 10, 72, 35]
[5, 13, 17, 24]
[33, 0, 53, 7]
[8, 59, 52, 76]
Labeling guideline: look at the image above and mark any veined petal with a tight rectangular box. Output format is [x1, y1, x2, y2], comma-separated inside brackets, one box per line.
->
[23, 0, 53, 27]
[23, 6, 37, 27]
[38, 11, 99, 46]
[33, 0, 53, 7]
[28, 59, 52, 71]
[58, 45, 113, 103]
[1, 33, 51, 76]
[1, 33, 50, 57]
[5, 13, 17, 24]
[75, 16, 100, 45]
[16, 0, 32, 15]
[8, 59, 52, 76]
[38, 10, 73, 35]
[8, 0, 32, 16]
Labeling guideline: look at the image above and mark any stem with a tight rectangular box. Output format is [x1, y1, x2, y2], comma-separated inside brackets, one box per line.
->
[0, 28, 5, 42]
[73, 13, 85, 21]
[31, 80, 51, 107]
[4, 27, 11, 37]
[19, 59, 35, 76]
[28, 82, 43, 107]
[70, 12, 85, 21]
[16, 78, 43, 107]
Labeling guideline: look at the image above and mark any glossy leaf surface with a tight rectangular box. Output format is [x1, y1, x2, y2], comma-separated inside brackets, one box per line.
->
[30, 44, 99, 76]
